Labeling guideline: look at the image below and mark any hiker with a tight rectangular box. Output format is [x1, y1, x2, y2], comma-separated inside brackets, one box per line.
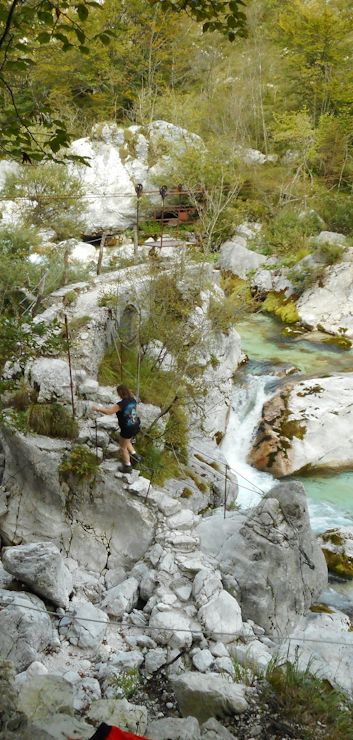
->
[93, 384, 141, 474]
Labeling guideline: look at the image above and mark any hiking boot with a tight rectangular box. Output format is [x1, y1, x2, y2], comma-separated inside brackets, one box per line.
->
[118, 464, 133, 474]
[130, 452, 142, 465]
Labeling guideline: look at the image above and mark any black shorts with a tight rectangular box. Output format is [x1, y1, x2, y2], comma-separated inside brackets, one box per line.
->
[120, 431, 135, 440]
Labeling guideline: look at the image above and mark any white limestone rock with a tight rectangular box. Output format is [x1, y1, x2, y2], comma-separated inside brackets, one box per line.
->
[197, 481, 327, 637]
[230, 639, 272, 674]
[17, 675, 73, 720]
[250, 374, 353, 476]
[297, 262, 353, 337]
[213, 657, 235, 677]
[2, 542, 73, 608]
[60, 603, 109, 649]
[88, 698, 148, 736]
[201, 718, 237, 739]
[314, 230, 346, 245]
[192, 569, 223, 608]
[278, 611, 353, 695]
[144, 647, 167, 674]
[172, 672, 247, 722]
[149, 607, 193, 649]
[0, 590, 56, 671]
[198, 591, 243, 644]
[147, 716, 201, 740]
[218, 237, 266, 279]
[192, 648, 214, 673]
[101, 576, 139, 618]
[25, 358, 76, 403]
[33, 713, 92, 740]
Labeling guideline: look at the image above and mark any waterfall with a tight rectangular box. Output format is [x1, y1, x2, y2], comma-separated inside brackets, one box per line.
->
[221, 374, 275, 508]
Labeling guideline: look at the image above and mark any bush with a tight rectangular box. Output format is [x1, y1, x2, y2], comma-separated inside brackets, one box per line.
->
[28, 403, 78, 439]
[257, 208, 313, 257]
[314, 242, 344, 265]
[164, 401, 188, 464]
[59, 445, 99, 481]
[317, 193, 353, 236]
[4, 163, 86, 241]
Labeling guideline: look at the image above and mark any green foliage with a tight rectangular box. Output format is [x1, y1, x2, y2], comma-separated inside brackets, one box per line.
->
[164, 401, 188, 464]
[289, 263, 325, 295]
[314, 242, 344, 266]
[0, 0, 114, 161]
[135, 431, 182, 485]
[28, 403, 78, 439]
[262, 292, 299, 324]
[150, 0, 248, 40]
[4, 164, 86, 240]
[98, 344, 176, 409]
[59, 445, 99, 481]
[108, 669, 140, 700]
[316, 194, 353, 236]
[98, 290, 119, 309]
[265, 659, 353, 740]
[256, 209, 314, 257]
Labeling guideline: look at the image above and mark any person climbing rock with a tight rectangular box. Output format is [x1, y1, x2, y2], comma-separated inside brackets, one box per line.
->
[93, 384, 141, 474]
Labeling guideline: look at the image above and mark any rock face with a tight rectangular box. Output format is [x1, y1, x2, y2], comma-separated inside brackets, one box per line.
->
[318, 527, 353, 579]
[297, 261, 353, 338]
[2, 542, 73, 608]
[0, 591, 57, 672]
[0, 429, 155, 572]
[197, 482, 327, 636]
[70, 120, 202, 233]
[249, 375, 353, 477]
[218, 237, 266, 279]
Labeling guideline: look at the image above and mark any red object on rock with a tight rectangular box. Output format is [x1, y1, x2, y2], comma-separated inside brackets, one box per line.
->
[88, 723, 149, 740]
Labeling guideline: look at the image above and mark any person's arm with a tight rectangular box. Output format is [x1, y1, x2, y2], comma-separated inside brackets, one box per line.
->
[92, 404, 120, 415]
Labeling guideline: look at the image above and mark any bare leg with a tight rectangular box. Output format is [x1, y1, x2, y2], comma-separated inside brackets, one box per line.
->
[120, 437, 131, 465]
[127, 440, 136, 455]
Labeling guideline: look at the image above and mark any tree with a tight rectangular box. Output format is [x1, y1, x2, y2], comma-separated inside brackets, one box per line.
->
[0, 0, 248, 161]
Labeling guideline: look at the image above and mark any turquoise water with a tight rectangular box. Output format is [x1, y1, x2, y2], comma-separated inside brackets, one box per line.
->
[236, 314, 353, 526]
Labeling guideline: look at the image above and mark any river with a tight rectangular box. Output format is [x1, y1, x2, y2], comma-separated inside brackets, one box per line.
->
[221, 313, 353, 612]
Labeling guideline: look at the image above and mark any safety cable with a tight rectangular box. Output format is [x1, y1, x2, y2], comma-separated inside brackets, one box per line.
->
[0, 599, 352, 649]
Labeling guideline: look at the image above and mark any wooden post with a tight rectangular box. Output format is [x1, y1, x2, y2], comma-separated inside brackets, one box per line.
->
[224, 464, 228, 519]
[97, 231, 106, 276]
[64, 314, 75, 418]
[159, 186, 168, 250]
[133, 224, 139, 257]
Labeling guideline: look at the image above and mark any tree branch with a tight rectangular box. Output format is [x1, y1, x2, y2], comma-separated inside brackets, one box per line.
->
[0, 0, 20, 52]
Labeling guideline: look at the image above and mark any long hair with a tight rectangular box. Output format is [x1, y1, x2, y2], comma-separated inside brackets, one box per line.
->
[117, 384, 134, 400]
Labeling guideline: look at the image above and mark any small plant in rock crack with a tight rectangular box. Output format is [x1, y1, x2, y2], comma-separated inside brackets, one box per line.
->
[108, 669, 140, 699]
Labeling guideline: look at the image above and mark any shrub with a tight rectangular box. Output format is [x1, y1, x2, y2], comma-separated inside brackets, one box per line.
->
[314, 242, 344, 265]
[317, 193, 353, 235]
[59, 445, 99, 481]
[288, 264, 325, 294]
[256, 209, 313, 257]
[4, 163, 86, 241]
[164, 401, 188, 464]
[28, 403, 78, 439]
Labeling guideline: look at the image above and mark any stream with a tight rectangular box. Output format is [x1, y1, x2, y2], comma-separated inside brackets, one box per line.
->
[221, 313, 353, 613]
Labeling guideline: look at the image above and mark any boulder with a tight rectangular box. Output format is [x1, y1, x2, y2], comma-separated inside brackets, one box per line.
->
[319, 527, 353, 579]
[0, 590, 56, 671]
[32, 713, 92, 740]
[197, 482, 327, 637]
[17, 675, 73, 720]
[171, 672, 247, 722]
[249, 375, 353, 476]
[218, 237, 266, 279]
[230, 639, 272, 674]
[297, 262, 353, 337]
[25, 358, 76, 403]
[315, 230, 346, 245]
[147, 716, 201, 740]
[59, 602, 109, 649]
[101, 577, 139, 618]
[278, 611, 353, 695]
[87, 698, 148, 736]
[198, 591, 243, 644]
[201, 718, 237, 739]
[148, 607, 194, 649]
[2, 542, 72, 608]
